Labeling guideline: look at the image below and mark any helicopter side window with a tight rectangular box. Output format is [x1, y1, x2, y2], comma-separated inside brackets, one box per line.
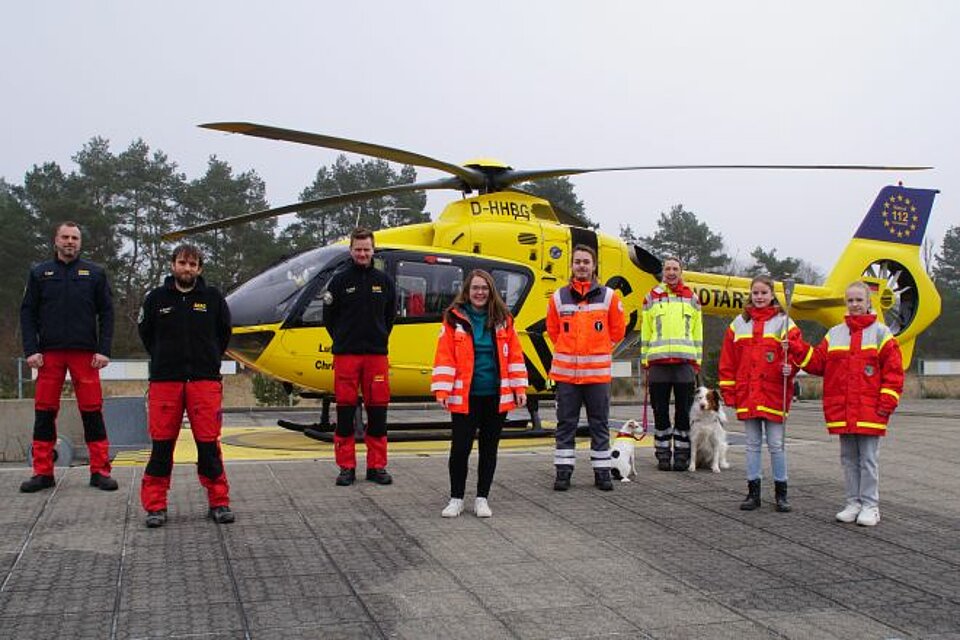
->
[396, 261, 463, 322]
[491, 270, 529, 312]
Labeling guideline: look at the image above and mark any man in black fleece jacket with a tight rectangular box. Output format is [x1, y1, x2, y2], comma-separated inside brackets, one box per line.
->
[325, 228, 396, 486]
[138, 244, 234, 527]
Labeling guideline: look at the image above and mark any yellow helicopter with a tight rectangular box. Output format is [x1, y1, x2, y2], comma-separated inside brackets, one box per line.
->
[166, 123, 940, 437]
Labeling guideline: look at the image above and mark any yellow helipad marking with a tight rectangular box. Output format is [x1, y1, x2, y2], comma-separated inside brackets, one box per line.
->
[111, 423, 653, 466]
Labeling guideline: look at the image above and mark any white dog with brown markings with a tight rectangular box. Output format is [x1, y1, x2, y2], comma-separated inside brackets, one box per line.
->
[689, 387, 731, 473]
[610, 419, 644, 482]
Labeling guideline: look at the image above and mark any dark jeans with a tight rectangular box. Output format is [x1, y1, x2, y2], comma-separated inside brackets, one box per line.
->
[449, 395, 505, 499]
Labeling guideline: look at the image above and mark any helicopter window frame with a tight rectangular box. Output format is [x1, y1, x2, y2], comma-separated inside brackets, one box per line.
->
[394, 260, 464, 322]
[384, 251, 534, 324]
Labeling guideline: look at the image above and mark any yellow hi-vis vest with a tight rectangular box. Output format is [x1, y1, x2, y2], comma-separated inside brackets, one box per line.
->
[641, 284, 703, 368]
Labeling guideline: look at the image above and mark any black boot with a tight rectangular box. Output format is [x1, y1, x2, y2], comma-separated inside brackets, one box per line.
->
[655, 449, 672, 472]
[740, 479, 761, 511]
[594, 469, 613, 491]
[774, 480, 792, 513]
[554, 465, 573, 491]
[672, 452, 690, 472]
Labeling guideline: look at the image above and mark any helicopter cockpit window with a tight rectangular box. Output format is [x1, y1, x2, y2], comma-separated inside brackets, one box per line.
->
[396, 261, 462, 322]
[226, 245, 349, 327]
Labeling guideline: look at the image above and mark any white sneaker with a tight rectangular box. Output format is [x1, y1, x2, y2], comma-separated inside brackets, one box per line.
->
[474, 497, 492, 518]
[836, 503, 861, 523]
[441, 498, 464, 518]
[856, 506, 880, 526]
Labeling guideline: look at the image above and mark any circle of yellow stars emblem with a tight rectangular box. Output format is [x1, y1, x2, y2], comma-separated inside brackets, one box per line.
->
[881, 193, 919, 239]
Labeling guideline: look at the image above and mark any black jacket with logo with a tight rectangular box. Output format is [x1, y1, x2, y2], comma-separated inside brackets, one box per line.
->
[325, 261, 396, 355]
[138, 275, 232, 381]
[20, 257, 114, 357]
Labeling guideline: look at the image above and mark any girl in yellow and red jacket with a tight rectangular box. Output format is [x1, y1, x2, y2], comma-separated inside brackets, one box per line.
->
[432, 269, 527, 518]
[802, 281, 903, 526]
[718, 275, 809, 513]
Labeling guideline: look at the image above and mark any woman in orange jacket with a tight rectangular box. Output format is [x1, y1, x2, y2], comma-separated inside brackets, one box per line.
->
[802, 281, 903, 526]
[718, 275, 809, 512]
[432, 270, 527, 518]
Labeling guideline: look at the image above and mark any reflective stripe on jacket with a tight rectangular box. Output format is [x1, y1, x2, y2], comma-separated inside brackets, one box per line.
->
[546, 280, 626, 384]
[803, 314, 903, 436]
[431, 306, 528, 414]
[717, 306, 810, 424]
[640, 281, 702, 368]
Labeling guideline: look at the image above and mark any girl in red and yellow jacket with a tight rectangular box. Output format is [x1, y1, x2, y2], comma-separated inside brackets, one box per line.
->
[432, 269, 527, 518]
[802, 280, 903, 526]
[719, 275, 810, 513]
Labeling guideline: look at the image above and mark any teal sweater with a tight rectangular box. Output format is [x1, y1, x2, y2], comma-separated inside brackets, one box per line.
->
[464, 305, 498, 396]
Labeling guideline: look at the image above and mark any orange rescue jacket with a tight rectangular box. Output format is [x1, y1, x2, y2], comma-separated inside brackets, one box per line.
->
[546, 279, 626, 385]
[431, 306, 528, 414]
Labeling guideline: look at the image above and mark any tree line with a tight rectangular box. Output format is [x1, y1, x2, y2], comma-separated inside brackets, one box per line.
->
[1, 136, 957, 396]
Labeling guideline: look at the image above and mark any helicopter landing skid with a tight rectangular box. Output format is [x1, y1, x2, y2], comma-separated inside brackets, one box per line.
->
[302, 420, 554, 443]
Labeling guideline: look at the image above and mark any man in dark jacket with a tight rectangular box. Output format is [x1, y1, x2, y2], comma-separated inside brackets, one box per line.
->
[138, 244, 233, 527]
[326, 228, 396, 486]
[19, 221, 118, 493]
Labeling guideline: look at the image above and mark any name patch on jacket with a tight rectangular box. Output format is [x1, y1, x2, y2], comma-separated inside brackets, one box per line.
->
[372, 285, 383, 293]
[345, 286, 356, 294]
[159, 306, 173, 315]
[193, 302, 208, 312]
[78, 269, 90, 276]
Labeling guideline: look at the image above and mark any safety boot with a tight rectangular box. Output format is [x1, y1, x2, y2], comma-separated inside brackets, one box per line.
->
[740, 479, 762, 511]
[208, 506, 235, 524]
[20, 475, 55, 493]
[655, 449, 672, 472]
[553, 465, 573, 491]
[335, 467, 356, 486]
[90, 472, 119, 491]
[672, 452, 690, 472]
[594, 469, 614, 491]
[774, 480, 792, 513]
[366, 468, 393, 485]
[145, 510, 167, 528]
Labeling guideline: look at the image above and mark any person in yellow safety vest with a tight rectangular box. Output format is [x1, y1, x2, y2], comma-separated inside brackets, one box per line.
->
[547, 244, 626, 491]
[641, 256, 703, 472]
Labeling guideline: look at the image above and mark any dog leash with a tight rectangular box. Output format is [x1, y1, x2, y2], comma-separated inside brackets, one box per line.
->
[640, 368, 650, 440]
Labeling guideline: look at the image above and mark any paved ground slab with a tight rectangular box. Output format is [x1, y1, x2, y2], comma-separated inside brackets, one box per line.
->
[1, 400, 958, 639]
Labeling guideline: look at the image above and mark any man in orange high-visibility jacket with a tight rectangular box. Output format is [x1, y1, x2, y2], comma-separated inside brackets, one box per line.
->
[547, 245, 626, 491]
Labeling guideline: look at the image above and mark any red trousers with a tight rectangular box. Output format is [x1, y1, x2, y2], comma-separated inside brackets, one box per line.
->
[140, 380, 230, 511]
[32, 350, 110, 476]
[333, 354, 390, 469]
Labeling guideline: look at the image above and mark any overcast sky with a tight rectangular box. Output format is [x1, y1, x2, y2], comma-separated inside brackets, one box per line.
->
[2, 1, 956, 272]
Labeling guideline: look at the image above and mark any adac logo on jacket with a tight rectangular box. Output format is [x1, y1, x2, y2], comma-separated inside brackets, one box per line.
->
[193, 302, 208, 313]
[372, 285, 383, 293]
[78, 269, 90, 276]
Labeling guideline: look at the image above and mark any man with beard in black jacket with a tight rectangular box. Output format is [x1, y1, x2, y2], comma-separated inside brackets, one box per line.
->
[326, 227, 396, 486]
[138, 244, 233, 528]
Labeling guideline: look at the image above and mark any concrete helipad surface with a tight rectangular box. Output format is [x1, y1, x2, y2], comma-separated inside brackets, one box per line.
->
[2, 400, 959, 639]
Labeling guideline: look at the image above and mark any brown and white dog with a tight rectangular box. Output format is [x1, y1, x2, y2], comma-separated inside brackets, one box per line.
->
[689, 387, 730, 473]
[610, 419, 645, 482]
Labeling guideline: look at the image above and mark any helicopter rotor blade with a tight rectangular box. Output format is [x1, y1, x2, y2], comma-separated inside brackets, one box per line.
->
[162, 177, 460, 241]
[201, 122, 486, 187]
[500, 164, 933, 188]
